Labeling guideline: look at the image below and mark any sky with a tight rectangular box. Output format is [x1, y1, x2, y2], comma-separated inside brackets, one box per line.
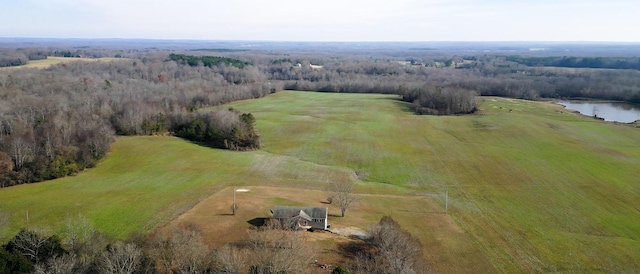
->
[1, 0, 639, 42]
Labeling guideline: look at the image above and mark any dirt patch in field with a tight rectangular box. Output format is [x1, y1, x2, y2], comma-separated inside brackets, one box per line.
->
[329, 226, 368, 240]
[164, 186, 332, 245]
[162, 185, 494, 273]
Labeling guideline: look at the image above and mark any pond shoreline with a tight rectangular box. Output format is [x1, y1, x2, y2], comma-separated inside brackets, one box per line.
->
[557, 100, 640, 124]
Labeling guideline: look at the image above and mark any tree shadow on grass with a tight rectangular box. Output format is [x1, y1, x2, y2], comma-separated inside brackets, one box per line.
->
[391, 99, 416, 114]
[179, 138, 226, 150]
[336, 240, 374, 259]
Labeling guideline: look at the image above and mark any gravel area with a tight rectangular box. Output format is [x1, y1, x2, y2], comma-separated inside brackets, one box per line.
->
[329, 226, 368, 240]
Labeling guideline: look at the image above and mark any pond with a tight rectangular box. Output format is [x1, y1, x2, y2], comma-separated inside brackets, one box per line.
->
[558, 101, 640, 123]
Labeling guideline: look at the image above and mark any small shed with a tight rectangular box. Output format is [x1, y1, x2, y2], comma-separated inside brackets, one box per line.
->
[270, 206, 328, 230]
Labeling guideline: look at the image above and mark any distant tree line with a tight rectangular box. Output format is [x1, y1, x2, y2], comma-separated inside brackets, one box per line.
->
[271, 58, 481, 114]
[0, 50, 29, 67]
[506, 56, 640, 70]
[169, 53, 252, 69]
[264, 54, 640, 104]
[0, 48, 109, 68]
[0, 49, 128, 68]
[190, 48, 249, 53]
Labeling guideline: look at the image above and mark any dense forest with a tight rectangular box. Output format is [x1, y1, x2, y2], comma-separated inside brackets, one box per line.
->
[1, 45, 640, 187]
[0, 51, 43, 68]
[270, 55, 640, 104]
[169, 53, 252, 69]
[505, 56, 640, 70]
[0, 52, 270, 187]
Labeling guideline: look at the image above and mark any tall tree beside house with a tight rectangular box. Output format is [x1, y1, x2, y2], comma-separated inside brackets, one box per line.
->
[327, 181, 358, 217]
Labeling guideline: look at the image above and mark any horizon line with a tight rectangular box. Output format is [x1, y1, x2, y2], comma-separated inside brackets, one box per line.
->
[1, 37, 640, 44]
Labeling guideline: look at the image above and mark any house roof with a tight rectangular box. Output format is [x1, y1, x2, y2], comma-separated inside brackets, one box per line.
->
[271, 206, 327, 219]
[297, 210, 312, 221]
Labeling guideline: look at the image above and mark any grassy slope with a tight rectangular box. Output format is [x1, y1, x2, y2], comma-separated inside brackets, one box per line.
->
[0, 135, 358, 240]
[1, 91, 639, 272]
[228, 92, 640, 273]
[0, 137, 247, 238]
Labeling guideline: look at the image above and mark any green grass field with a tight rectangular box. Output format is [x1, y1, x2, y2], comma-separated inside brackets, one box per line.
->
[1, 91, 639, 272]
[227, 92, 640, 272]
[0, 57, 132, 70]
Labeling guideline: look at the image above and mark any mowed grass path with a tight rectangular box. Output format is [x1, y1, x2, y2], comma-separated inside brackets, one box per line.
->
[1, 91, 639, 272]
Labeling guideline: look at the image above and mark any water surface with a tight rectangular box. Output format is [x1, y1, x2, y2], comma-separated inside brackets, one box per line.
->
[558, 101, 640, 123]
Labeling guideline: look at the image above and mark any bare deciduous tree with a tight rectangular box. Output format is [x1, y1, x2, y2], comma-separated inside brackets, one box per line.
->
[367, 216, 426, 274]
[8, 134, 34, 171]
[245, 226, 316, 273]
[5, 228, 66, 265]
[62, 214, 96, 254]
[61, 214, 106, 274]
[33, 254, 77, 274]
[0, 151, 13, 174]
[327, 181, 358, 217]
[215, 244, 248, 274]
[100, 241, 143, 274]
[150, 225, 212, 274]
[350, 252, 388, 274]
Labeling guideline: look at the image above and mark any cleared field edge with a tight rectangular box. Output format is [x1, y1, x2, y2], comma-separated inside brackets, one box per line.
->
[0, 56, 136, 70]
